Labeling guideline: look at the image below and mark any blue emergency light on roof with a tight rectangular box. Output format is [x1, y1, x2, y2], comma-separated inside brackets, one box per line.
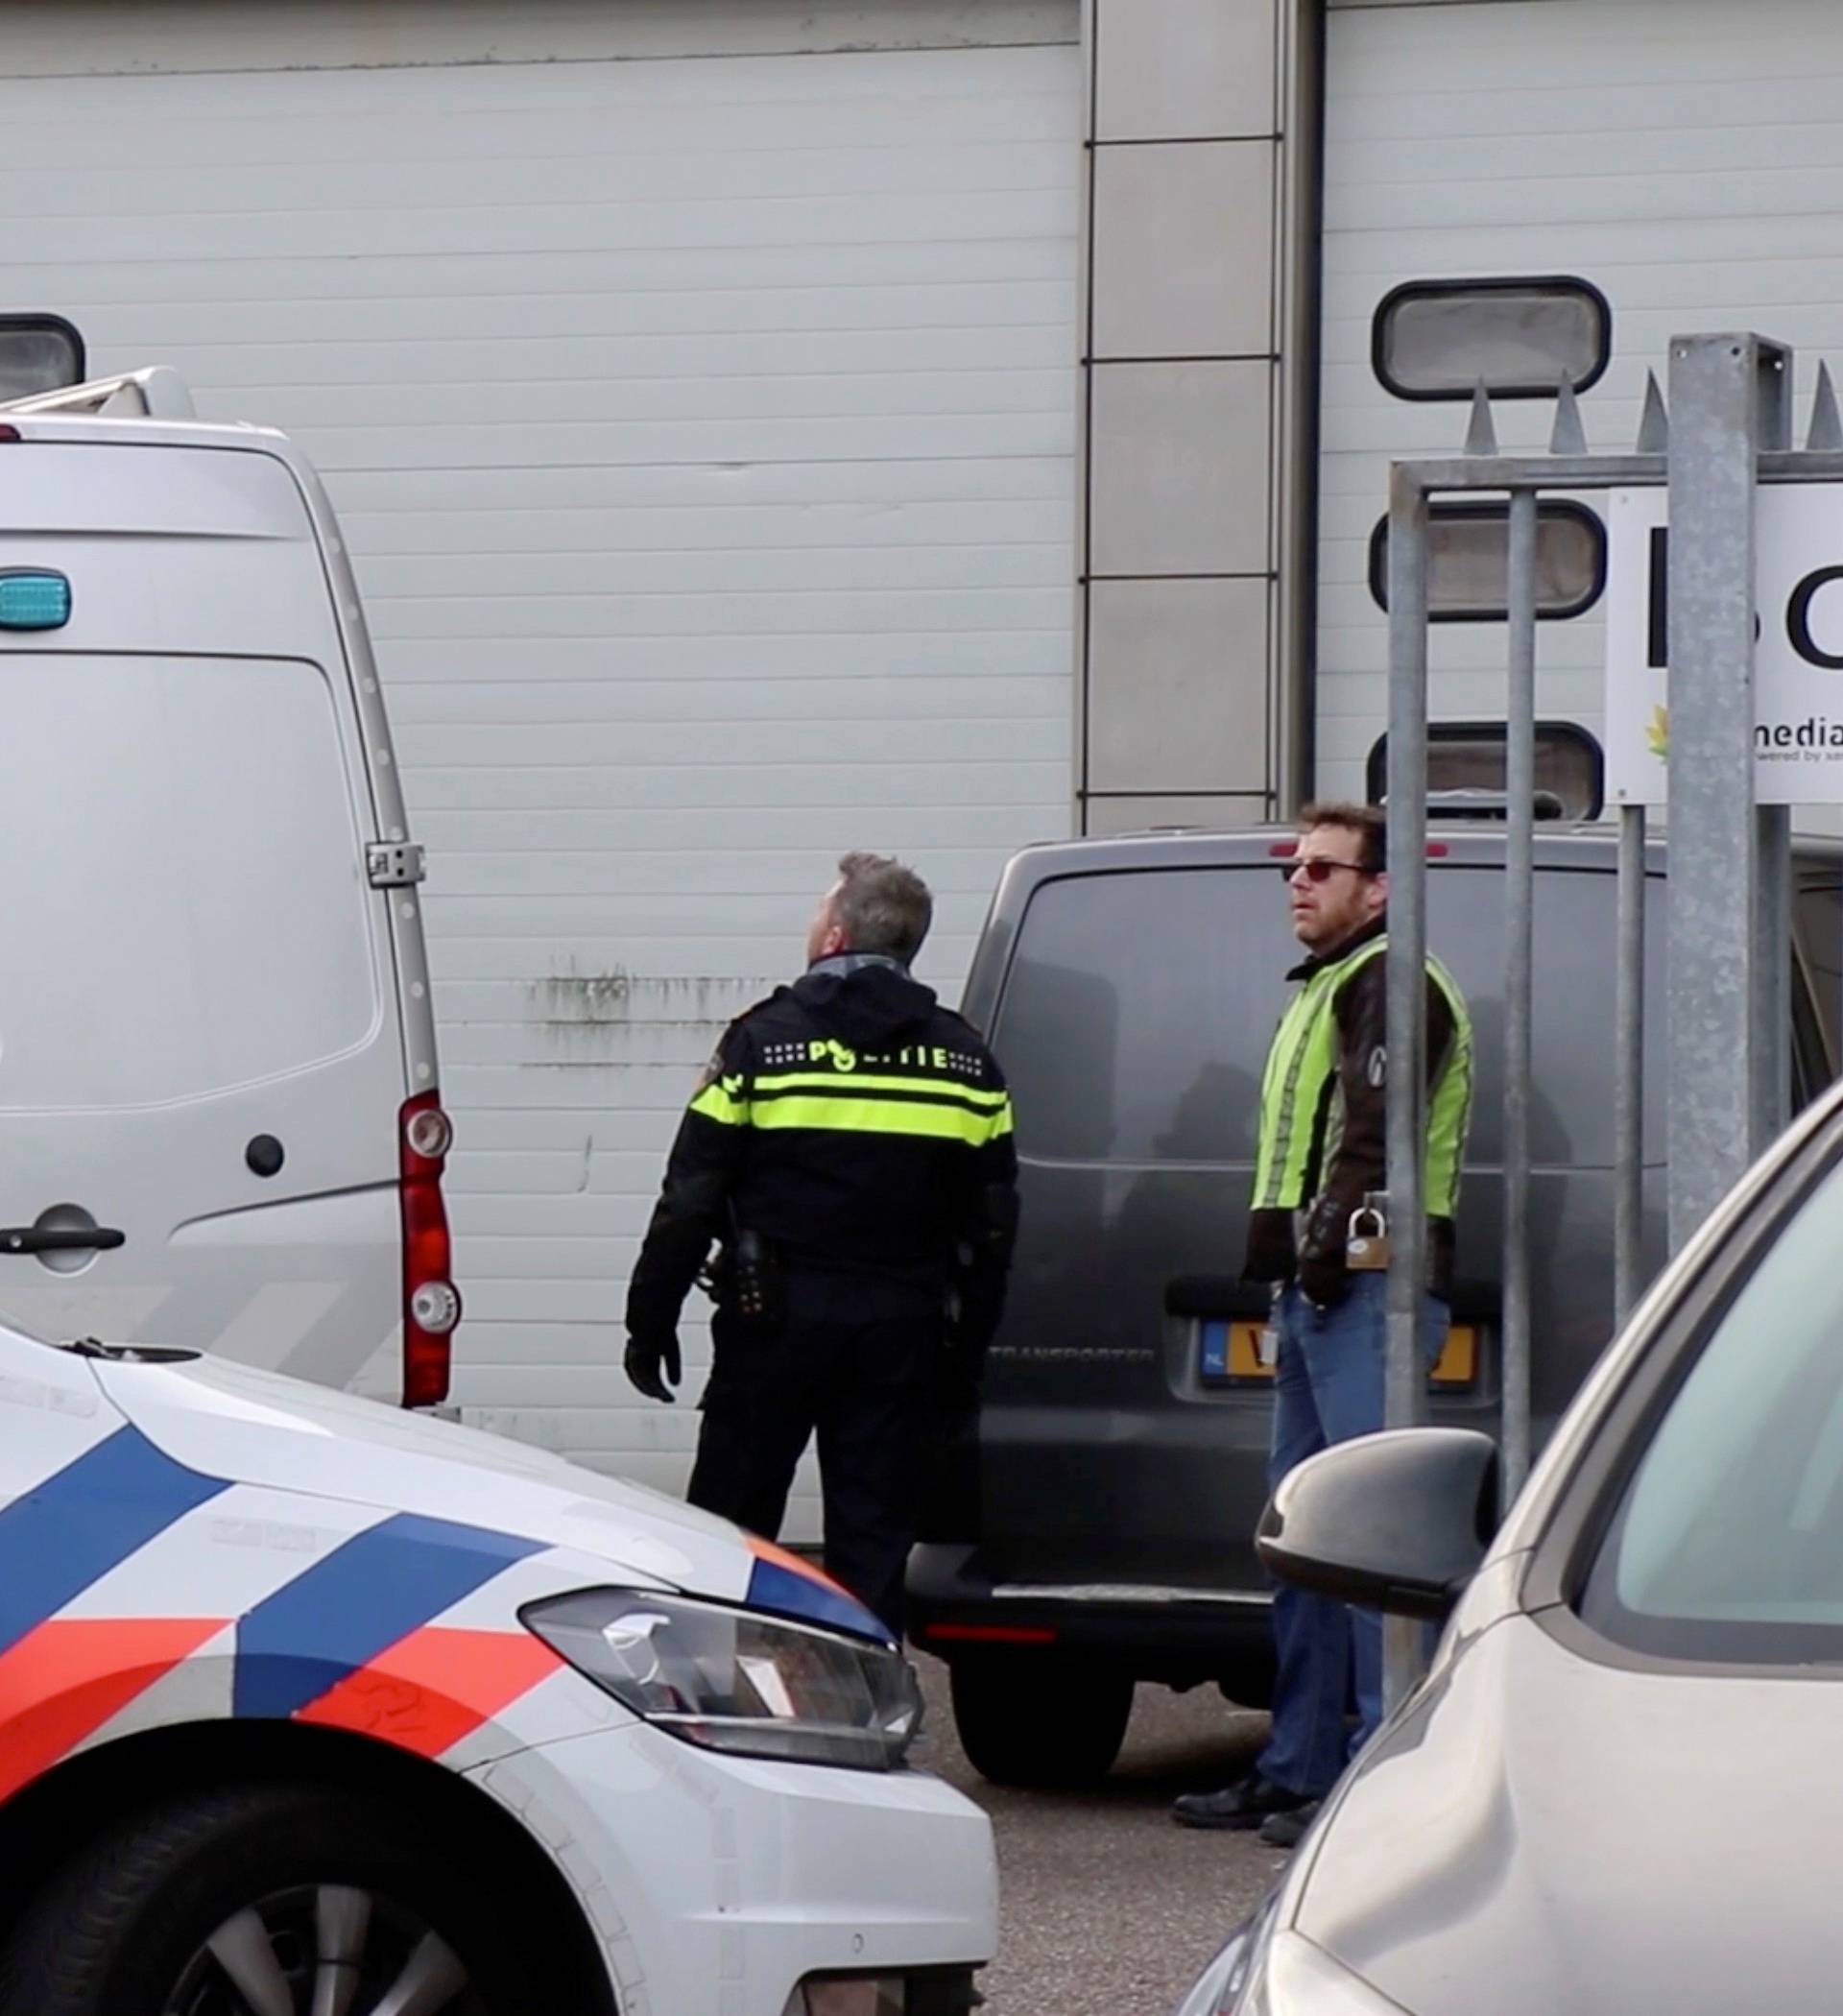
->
[0, 571, 70, 631]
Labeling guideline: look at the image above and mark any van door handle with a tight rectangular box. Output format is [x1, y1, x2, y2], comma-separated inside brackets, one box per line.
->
[0, 1226, 126, 1255]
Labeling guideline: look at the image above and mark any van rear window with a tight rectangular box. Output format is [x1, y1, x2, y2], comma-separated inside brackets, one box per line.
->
[0, 655, 377, 1110]
[992, 869, 1294, 1163]
[992, 863, 1670, 1170]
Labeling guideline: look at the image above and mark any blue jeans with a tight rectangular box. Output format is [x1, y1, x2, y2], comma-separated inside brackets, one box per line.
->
[1256, 1273, 1448, 1798]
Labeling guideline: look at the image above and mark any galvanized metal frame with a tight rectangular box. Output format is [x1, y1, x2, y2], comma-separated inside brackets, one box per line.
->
[1614, 803, 1646, 1325]
[1378, 334, 1832, 1709]
[1664, 337, 1775, 1248]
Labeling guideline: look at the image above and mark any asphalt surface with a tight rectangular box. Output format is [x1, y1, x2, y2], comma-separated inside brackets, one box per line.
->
[911, 1655, 1287, 2016]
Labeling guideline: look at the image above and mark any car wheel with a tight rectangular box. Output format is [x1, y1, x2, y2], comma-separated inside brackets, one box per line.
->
[0, 1779, 534, 2016]
[948, 1655, 1135, 1788]
[1216, 1652, 1276, 1712]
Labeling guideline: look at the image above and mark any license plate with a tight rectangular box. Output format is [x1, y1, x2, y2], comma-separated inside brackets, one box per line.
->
[1202, 1319, 1479, 1386]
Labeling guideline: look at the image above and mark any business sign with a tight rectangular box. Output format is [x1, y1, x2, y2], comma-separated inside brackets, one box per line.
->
[1605, 485, 1843, 804]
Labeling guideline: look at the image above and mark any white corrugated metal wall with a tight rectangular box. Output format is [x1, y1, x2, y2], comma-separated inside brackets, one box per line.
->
[1319, 0, 1843, 804]
[0, 1, 1081, 1524]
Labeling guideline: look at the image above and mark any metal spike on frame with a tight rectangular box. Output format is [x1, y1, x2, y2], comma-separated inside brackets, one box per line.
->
[1549, 376, 1588, 456]
[1807, 359, 1843, 451]
[1636, 369, 1670, 453]
[1464, 377, 1498, 456]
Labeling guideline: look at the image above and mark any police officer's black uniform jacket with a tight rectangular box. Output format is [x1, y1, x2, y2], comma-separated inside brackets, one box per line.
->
[626, 954, 1019, 1353]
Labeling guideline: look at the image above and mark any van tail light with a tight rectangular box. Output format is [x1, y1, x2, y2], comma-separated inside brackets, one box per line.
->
[919, 1623, 1058, 1645]
[400, 1092, 459, 1407]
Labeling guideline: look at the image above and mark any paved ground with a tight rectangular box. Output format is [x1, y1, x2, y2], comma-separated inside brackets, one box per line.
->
[910, 1655, 1288, 2016]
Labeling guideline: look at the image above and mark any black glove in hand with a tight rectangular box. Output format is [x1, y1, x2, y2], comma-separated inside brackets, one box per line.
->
[624, 1331, 682, 1403]
[1296, 1252, 1350, 1312]
[1297, 1193, 1354, 1311]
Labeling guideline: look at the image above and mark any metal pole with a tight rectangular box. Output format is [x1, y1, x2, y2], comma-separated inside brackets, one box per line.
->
[1666, 335, 1769, 1251]
[1754, 346, 1794, 1151]
[1614, 803, 1647, 1324]
[1499, 489, 1536, 1506]
[1756, 804, 1792, 1142]
[1383, 460, 1429, 1712]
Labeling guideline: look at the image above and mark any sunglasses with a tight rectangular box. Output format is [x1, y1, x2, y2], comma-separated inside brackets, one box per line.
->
[1281, 857, 1373, 885]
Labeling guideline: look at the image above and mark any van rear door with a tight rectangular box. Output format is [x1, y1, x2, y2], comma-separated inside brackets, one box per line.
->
[979, 860, 1291, 1598]
[0, 438, 415, 1395]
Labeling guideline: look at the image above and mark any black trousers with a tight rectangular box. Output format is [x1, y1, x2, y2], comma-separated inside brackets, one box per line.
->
[686, 1274, 939, 1637]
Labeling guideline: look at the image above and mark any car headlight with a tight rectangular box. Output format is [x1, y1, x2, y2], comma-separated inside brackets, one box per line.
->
[520, 1588, 922, 1770]
[1231, 1931, 1408, 2016]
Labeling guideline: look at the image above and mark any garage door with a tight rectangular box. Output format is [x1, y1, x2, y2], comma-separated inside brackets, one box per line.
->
[1318, 0, 1843, 804]
[0, 1, 1081, 1520]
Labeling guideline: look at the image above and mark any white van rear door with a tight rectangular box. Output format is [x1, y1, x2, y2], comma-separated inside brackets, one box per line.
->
[0, 648, 405, 1387]
[0, 426, 418, 1392]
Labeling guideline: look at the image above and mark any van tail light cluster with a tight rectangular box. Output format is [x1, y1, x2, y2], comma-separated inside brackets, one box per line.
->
[399, 1092, 460, 1407]
[917, 1623, 1058, 1646]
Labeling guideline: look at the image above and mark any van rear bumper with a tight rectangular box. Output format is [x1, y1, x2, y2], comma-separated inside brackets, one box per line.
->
[906, 1544, 1276, 1694]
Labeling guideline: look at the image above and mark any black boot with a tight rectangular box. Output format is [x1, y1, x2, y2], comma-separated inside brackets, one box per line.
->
[1170, 1772, 1315, 1831]
[1257, 1798, 1323, 1849]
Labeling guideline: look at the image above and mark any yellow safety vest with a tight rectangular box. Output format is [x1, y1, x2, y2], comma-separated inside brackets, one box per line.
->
[1250, 935, 1472, 1218]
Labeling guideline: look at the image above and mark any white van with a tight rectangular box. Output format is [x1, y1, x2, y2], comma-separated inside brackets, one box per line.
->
[0, 369, 456, 1404]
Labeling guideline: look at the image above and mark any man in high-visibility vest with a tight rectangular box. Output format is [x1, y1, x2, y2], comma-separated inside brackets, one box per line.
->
[1173, 802, 1473, 1844]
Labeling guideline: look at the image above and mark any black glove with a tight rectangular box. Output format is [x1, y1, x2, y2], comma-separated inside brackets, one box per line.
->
[1296, 1251, 1350, 1311]
[624, 1331, 682, 1403]
[1297, 1194, 1354, 1311]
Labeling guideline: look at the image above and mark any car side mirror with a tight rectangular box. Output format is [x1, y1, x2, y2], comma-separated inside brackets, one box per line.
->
[1256, 1428, 1499, 1620]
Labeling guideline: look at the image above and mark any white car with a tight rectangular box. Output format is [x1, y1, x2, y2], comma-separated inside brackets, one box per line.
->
[0, 1317, 994, 2016]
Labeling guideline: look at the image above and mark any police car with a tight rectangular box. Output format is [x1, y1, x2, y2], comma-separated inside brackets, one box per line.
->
[0, 1319, 993, 2015]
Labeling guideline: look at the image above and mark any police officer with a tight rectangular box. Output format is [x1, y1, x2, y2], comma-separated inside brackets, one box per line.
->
[624, 851, 1018, 1636]
[1173, 802, 1473, 1844]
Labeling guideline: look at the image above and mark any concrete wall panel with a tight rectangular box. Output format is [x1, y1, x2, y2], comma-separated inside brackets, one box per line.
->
[1088, 577, 1270, 791]
[1089, 360, 1272, 576]
[1095, 0, 1277, 139]
[1091, 139, 1277, 358]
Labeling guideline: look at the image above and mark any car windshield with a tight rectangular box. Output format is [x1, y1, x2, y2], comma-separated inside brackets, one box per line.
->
[1581, 1152, 1843, 1664]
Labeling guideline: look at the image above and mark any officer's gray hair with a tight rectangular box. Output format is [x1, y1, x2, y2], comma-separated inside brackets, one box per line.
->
[833, 852, 933, 964]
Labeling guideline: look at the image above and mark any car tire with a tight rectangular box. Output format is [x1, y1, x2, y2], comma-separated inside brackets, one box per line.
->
[1216, 1653, 1276, 1712]
[948, 1655, 1135, 1788]
[0, 1778, 534, 2016]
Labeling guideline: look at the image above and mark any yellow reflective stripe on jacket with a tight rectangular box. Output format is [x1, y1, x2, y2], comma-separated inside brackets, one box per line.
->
[688, 1075, 750, 1126]
[1251, 938, 1389, 1210]
[1423, 953, 1472, 1216]
[752, 1069, 1009, 1109]
[1251, 983, 1344, 1209]
[752, 1091, 1013, 1146]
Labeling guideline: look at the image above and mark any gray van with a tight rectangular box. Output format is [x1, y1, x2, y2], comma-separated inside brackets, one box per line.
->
[908, 825, 1843, 1784]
